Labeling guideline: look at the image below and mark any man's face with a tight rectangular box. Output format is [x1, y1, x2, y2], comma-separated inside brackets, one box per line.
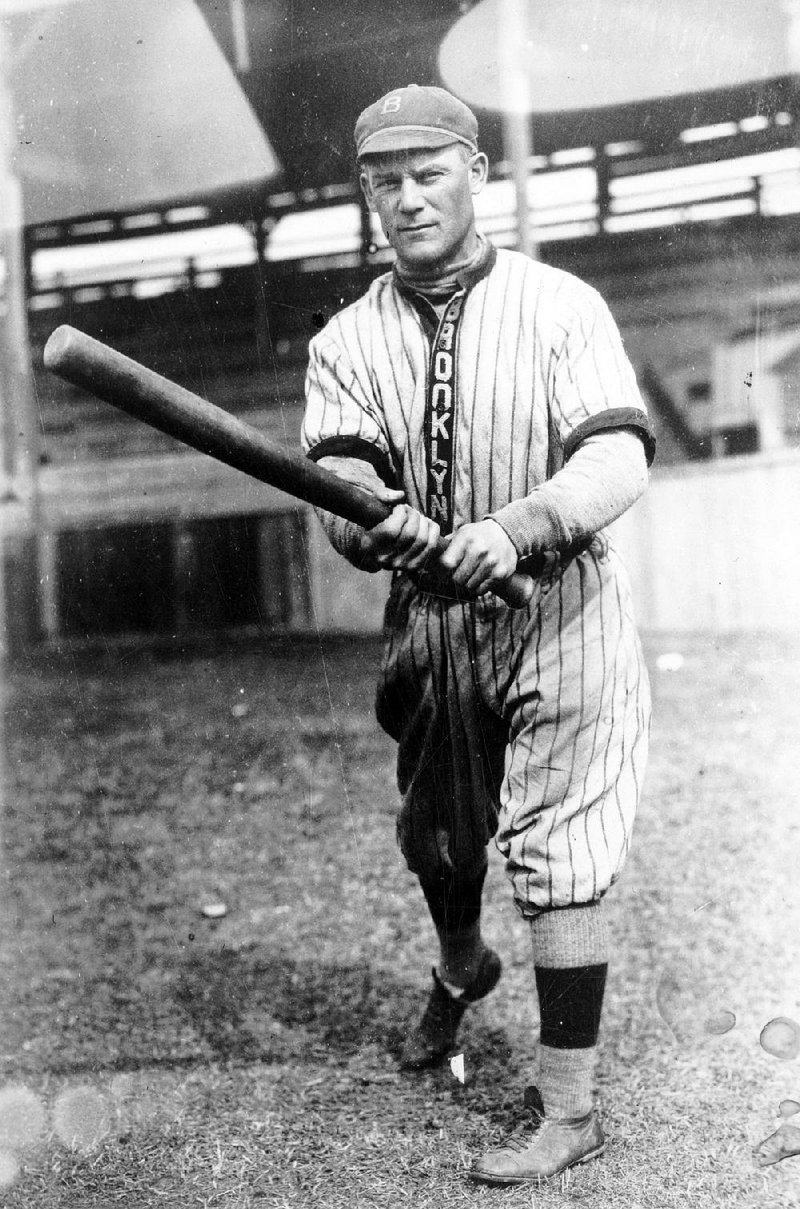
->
[360, 144, 488, 274]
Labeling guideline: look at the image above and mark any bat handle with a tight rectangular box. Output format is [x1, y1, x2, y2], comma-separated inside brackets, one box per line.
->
[493, 568, 535, 608]
[426, 546, 535, 608]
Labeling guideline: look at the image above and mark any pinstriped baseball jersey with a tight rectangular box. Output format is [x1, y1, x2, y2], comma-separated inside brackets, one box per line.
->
[302, 245, 654, 541]
[302, 243, 652, 911]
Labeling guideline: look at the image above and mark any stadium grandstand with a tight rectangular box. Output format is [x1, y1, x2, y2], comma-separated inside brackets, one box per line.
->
[4, 0, 800, 648]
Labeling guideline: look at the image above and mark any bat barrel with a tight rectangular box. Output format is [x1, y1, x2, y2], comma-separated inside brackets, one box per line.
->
[43, 324, 390, 529]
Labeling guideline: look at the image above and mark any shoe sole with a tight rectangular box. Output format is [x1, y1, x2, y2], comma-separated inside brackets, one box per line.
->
[398, 1048, 453, 1071]
[469, 1141, 606, 1186]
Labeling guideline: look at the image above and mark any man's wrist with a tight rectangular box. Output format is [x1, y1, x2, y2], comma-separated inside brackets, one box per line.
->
[484, 501, 563, 560]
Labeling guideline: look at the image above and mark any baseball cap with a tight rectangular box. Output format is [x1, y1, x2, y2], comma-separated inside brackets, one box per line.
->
[354, 84, 479, 158]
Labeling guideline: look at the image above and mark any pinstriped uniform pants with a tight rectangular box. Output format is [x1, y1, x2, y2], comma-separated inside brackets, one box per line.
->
[375, 536, 651, 915]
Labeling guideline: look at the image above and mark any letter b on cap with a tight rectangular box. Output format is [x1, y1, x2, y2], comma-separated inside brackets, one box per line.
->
[382, 95, 402, 114]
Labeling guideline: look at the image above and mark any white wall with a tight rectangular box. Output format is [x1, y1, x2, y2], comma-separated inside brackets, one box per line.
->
[613, 449, 800, 632]
[304, 516, 391, 635]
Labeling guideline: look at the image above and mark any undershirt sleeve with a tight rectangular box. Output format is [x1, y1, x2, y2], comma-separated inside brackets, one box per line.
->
[312, 507, 384, 572]
[487, 429, 648, 558]
[309, 454, 390, 572]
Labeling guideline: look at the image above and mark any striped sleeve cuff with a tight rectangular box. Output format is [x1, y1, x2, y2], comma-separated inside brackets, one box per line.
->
[563, 407, 656, 466]
[306, 436, 397, 487]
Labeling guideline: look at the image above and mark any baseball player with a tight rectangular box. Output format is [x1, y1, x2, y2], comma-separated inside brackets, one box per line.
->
[301, 84, 654, 1185]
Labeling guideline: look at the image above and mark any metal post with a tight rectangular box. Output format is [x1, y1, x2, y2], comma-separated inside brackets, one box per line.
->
[497, 0, 537, 259]
[251, 209, 274, 366]
[0, 24, 42, 655]
[358, 188, 373, 266]
[229, 0, 251, 73]
[595, 146, 611, 234]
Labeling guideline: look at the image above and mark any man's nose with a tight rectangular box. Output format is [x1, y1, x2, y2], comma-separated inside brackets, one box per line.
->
[398, 177, 423, 211]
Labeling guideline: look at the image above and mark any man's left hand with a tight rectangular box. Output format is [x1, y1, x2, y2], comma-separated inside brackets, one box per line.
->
[438, 519, 518, 596]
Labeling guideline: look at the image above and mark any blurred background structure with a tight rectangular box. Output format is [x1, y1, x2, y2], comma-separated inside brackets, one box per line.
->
[2, 0, 800, 653]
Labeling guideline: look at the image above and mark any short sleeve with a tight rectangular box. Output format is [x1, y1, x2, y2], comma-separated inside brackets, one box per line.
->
[551, 284, 655, 466]
[302, 326, 396, 484]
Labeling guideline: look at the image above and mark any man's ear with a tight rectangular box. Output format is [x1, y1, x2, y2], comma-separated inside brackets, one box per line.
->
[468, 152, 489, 196]
[359, 169, 377, 212]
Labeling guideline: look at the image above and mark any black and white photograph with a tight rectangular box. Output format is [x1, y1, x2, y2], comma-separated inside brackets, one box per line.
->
[1, 2, 799, 1205]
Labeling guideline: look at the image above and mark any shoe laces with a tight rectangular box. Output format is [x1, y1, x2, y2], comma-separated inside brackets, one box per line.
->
[497, 1104, 544, 1154]
[500, 1125, 539, 1154]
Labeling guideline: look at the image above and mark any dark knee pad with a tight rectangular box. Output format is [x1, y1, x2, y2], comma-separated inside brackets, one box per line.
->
[396, 804, 447, 881]
[396, 795, 489, 886]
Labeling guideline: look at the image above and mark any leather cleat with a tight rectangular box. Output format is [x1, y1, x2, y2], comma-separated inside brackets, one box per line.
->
[399, 948, 502, 1070]
[470, 1085, 605, 1185]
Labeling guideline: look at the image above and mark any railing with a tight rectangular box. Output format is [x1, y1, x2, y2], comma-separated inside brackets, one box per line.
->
[22, 91, 800, 304]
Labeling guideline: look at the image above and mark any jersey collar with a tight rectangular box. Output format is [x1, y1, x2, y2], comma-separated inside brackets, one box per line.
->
[392, 238, 497, 302]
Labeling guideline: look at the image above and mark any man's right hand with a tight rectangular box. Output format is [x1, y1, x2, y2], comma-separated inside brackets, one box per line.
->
[362, 503, 441, 571]
[317, 455, 440, 571]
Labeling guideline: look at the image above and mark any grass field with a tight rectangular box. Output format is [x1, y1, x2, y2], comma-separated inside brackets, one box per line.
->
[1, 629, 799, 1208]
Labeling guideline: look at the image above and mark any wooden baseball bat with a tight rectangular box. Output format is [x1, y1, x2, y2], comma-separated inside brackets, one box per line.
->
[43, 325, 535, 608]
